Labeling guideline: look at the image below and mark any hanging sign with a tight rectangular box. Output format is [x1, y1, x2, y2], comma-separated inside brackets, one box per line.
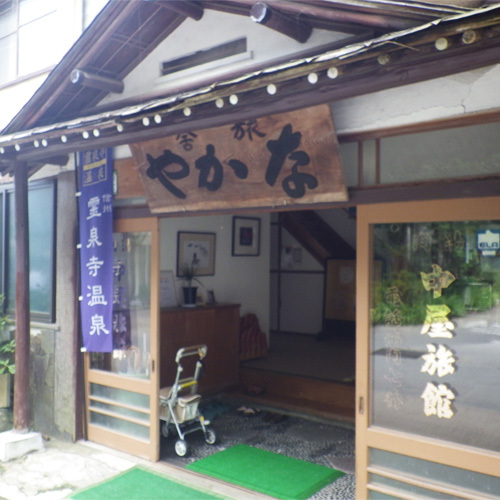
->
[477, 229, 500, 256]
[130, 104, 348, 214]
[77, 148, 114, 352]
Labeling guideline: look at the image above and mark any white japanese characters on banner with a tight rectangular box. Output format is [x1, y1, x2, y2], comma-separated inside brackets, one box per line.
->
[78, 148, 114, 352]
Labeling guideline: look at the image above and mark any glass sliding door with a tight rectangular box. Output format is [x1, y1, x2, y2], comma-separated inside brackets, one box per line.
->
[357, 198, 500, 498]
[84, 218, 159, 461]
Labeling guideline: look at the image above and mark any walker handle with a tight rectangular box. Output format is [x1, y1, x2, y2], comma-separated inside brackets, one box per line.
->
[175, 344, 207, 363]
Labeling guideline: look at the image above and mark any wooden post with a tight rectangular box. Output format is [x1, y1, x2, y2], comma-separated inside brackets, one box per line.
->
[13, 161, 30, 431]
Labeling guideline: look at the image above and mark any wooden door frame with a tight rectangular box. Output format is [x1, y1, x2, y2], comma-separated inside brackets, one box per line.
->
[84, 216, 160, 461]
[356, 197, 500, 496]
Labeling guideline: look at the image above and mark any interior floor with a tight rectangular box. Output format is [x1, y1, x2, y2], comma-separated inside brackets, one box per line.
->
[160, 398, 356, 500]
[236, 330, 356, 422]
[241, 331, 355, 384]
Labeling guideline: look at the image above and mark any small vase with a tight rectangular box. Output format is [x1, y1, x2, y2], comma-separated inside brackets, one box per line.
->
[182, 286, 198, 307]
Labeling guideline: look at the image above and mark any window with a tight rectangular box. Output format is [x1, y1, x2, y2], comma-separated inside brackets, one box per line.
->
[1, 179, 56, 322]
[0, 0, 108, 87]
[0, 0, 62, 85]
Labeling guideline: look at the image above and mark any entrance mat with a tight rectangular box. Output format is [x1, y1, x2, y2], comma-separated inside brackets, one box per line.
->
[186, 444, 345, 500]
[70, 466, 228, 500]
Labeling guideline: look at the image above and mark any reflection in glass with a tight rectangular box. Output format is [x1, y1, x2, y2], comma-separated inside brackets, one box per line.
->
[90, 232, 151, 378]
[371, 221, 500, 451]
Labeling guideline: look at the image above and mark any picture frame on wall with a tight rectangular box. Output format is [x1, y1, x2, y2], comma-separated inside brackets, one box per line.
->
[177, 231, 216, 276]
[232, 216, 261, 256]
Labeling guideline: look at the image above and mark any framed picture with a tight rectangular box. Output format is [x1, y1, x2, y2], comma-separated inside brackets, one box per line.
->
[177, 231, 216, 276]
[232, 216, 261, 256]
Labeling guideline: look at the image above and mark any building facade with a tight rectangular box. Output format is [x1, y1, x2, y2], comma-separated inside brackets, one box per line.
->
[0, 1, 499, 497]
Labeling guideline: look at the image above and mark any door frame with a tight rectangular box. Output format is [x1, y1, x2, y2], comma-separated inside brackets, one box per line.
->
[84, 216, 160, 461]
[356, 196, 500, 496]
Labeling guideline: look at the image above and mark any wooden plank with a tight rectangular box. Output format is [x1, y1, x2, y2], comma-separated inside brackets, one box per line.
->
[130, 104, 348, 214]
[114, 157, 145, 199]
[239, 367, 355, 414]
[13, 161, 30, 431]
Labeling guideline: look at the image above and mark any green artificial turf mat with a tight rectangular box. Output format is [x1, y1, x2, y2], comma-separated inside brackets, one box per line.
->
[70, 466, 227, 500]
[186, 444, 345, 500]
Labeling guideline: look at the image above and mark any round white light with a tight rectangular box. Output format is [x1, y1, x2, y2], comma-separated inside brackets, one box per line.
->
[61, 135, 67, 143]
[183, 107, 192, 117]
[435, 37, 449, 51]
[42, 139, 48, 147]
[215, 98, 224, 108]
[327, 67, 339, 79]
[377, 54, 391, 65]
[116, 123, 124, 133]
[307, 72, 318, 84]
[229, 94, 238, 105]
[267, 83, 277, 95]
[142, 117, 150, 126]
[82, 131, 90, 139]
[33, 140, 40, 148]
[154, 114, 162, 124]
[93, 129, 100, 137]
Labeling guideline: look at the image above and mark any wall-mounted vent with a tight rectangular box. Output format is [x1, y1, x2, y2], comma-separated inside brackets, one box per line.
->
[161, 37, 247, 76]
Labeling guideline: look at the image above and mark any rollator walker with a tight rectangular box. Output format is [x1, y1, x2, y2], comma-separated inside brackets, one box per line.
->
[159, 344, 217, 457]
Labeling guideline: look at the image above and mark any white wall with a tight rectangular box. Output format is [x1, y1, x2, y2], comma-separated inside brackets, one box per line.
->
[331, 64, 500, 135]
[269, 208, 357, 336]
[160, 213, 271, 335]
[101, 9, 348, 106]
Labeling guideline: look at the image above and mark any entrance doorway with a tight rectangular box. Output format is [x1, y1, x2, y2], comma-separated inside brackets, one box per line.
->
[356, 197, 500, 498]
[240, 208, 356, 420]
[84, 217, 160, 461]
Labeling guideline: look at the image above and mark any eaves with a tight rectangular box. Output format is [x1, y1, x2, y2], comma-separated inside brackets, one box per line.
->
[0, 4, 499, 174]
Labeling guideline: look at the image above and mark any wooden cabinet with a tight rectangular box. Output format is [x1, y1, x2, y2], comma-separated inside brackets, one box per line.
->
[160, 303, 240, 394]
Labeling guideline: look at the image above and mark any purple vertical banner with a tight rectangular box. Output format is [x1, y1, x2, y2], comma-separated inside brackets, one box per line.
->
[77, 148, 114, 352]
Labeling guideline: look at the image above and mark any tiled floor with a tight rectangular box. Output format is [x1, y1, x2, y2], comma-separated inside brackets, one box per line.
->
[161, 399, 356, 500]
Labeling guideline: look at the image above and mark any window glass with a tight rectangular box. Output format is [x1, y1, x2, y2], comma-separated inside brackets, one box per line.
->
[18, 12, 62, 75]
[19, 0, 58, 25]
[90, 231, 151, 378]
[0, 192, 3, 304]
[0, 34, 16, 85]
[370, 449, 500, 497]
[370, 220, 500, 451]
[6, 191, 15, 312]
[379, 122, 500, 183]
[0, 2, 15, 36]
[6, 181, 56, 321]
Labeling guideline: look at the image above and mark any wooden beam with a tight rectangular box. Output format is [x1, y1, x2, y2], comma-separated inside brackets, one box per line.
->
[159, 0, 204, 20]
[70, 69, 124, 94]
[250, 2, 312, 43]
[9, 28, 500, 165]
[13, 161, 30, 431]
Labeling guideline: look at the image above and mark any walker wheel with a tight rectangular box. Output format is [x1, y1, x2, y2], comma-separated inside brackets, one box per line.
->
[161, 423, 169, 438]
[175, 439, 189, 457]
[204, 427, 217, 445]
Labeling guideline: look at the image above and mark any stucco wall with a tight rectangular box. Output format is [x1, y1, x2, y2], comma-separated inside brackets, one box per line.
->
[29, 170, 78, 440]
[160, 214, 271, 337]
